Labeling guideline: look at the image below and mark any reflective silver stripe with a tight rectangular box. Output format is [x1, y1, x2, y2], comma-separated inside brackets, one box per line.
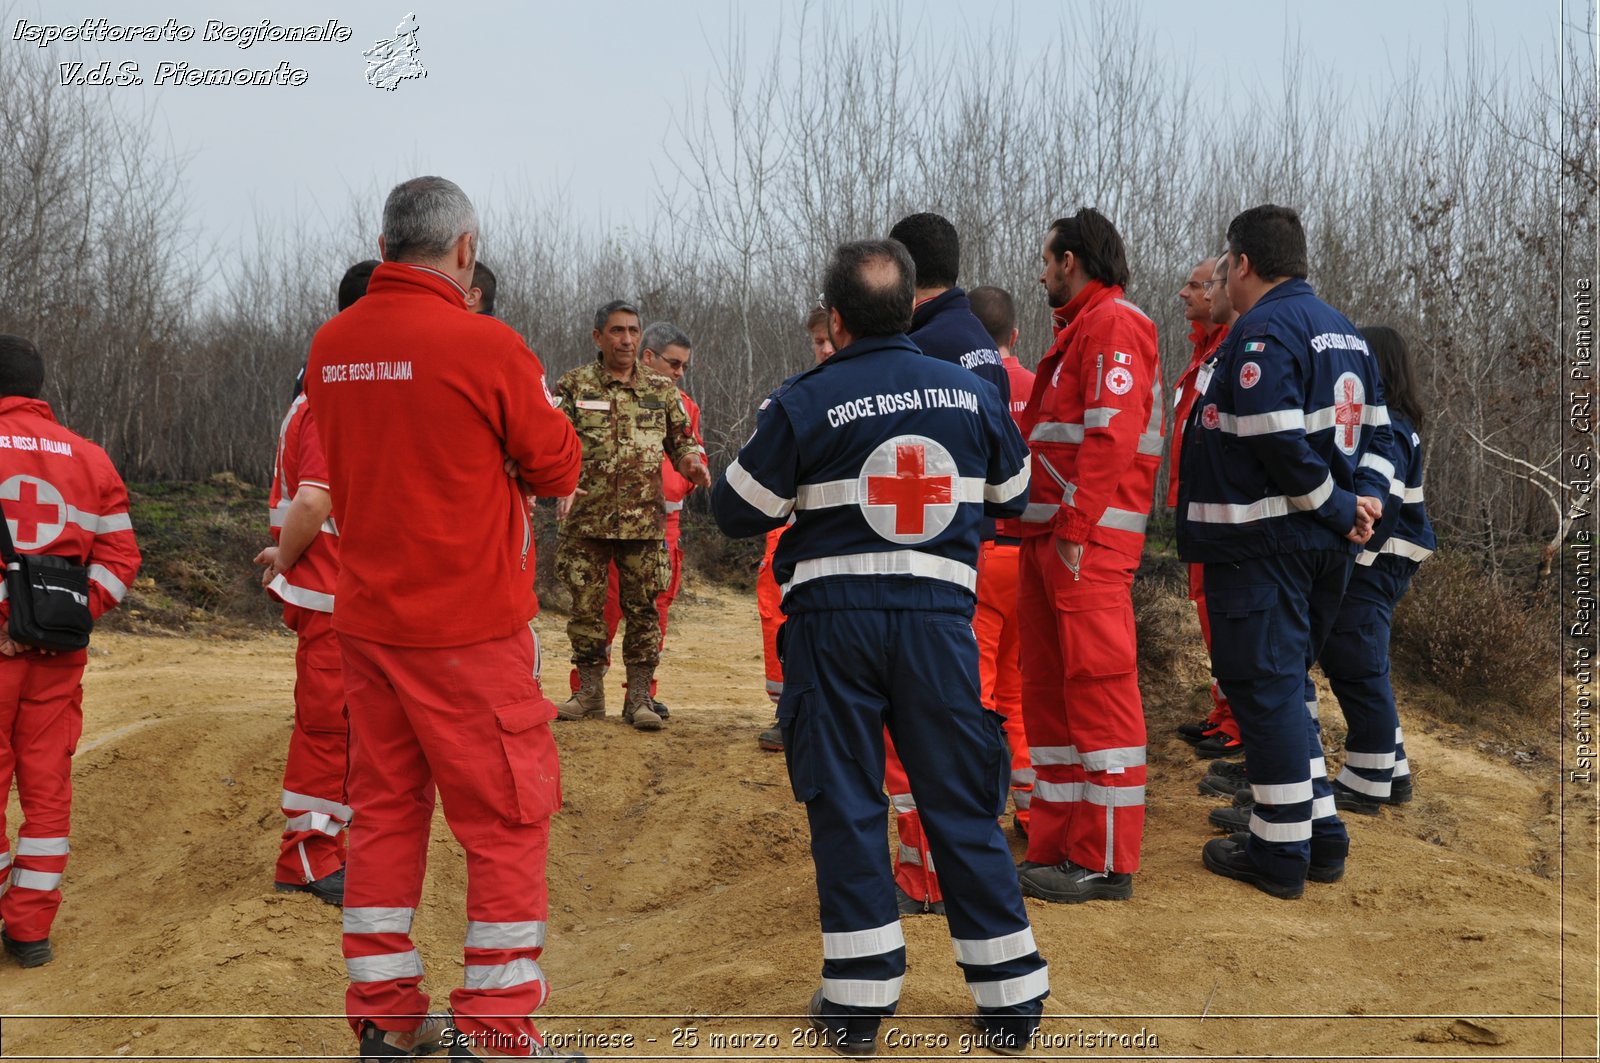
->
[1335, 768, 1390, 797]
[1305, 402, 1391, 432]
[969, 966, 1050, 1008]
[11, 869, 62, 890]
[1251, 780, 1313, 805]
[347, 949, 424, 983]
[343, 907, 415, 935]
[1011, 768, 1036, 786]
[1137, 431, 1165, 456]
[285, 811, 345, 837]
[268, 575, 335, 613]
[1247, 812, 1312, 843]
[985, 466, 1030, 504]
[1358, 452, 1396, 481]
[822, 922, 904, 960]
[796, 477, 986, 509]
[782, 550, 977, 595]
[282, 790, 353, 822]
[1379, 539, 1434, 563]
[16, 837, 68, 857]
[466, 920, 547, 950]
[1082, 782, 1144, 807]
[1291, 474, 1335, 512]
[1011, 791, 1031, 809]
[1027, 745, 1077, 766]
[1113, 297, 1150, 321]
[1310, 795, 1337, 820]
[0, 851, 10, 870]
[1082, 406, 1119, 428]
[951, 927, 1037, 966]
[890, 793, 917, 813]
[1029, 422, 1085, 444]
[1393, 759, 1411, 778]
[1309, 757, 1327, 776]
[0, 582, 7, 603]
[725, 459, 794, 519]
[63, 505, 133, 535]
[821, 976, 903, 1008]
[662, 499, 684, 513]
[897, 844, 926, 869]
[1077, 745, 1146, 772]
[464, 957, 545, 991]
[1032, 780, 1081, 803]
[87, 564, 128, 602]
[1395, 725, 1406, 742]
[765, 680, 784, 695]
[1020, 502, 1058, 524]
[1186, 474, 1332, 526]
[1344, 750, 1395, 770]
[1218, 409, 1306, 436]
[1402, 485, 1426, 504]
[267, 501, 339, 535]
[1098, 507, 1149, 534]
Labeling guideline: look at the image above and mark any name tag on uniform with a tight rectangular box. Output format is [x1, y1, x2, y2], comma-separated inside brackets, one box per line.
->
[1195, 364, 1215, 396]
[576, 399, 609, 411]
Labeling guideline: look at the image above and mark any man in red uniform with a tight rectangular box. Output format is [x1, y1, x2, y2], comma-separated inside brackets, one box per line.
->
[756, 308, 834, 752]
[968, 285, 1037, 837]
[1171, 256, 1243, 759]
[1016, 208, 1163, 904]
[254, 262, 378, 907]
[0, 335, 141, 968]
[582, 323, 702, 718]
[305, 176, 583, 1061]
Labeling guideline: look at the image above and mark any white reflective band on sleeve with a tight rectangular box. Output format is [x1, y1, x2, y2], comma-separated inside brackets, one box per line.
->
[889, 793, 917, 813]
[1379, 539, 1434, 563]
[1251, 780, 1313, 805]
[1031, 780, 1082, 803]
[1027, 745, 1078, 766]
[464, 957, 546, 991]
[0, 851, 10, 870]
[1011, 768, 1036, 786]
[822, 921, 905, 960]
[1082, 782, 1144, 807]
[662, 499, 684, 513]
[1012, 790, 1032, 808]
[285, 811, 345, 837]
[1344, 750, 1395, 770]
[1310, 795, 1337, 820]
[1188, 496, 1292, 525]
[1356, 549, 1377, 566]
[1020, 503, 1058, 524]
[821, 976, 903, 1008]
[269, 502, 338, 535]
[10, 869, 62, 891]
[466, 920, 547, 950]
[66, 505, 133, 535]
[1402, 485, 1426, 504]
[282, 790, 353, 822]
[725, 460, 795, 519]
[347, 949, 424, 983]
[86, 565, 129, 602]
[268, 575, 335, 613]
[1077, 746, 1146, 772]
[1335, 768, 1391, 797]
[343, 907, 415, 935]
[796, 477, 986, 509]
[1358, 452, 1396, 481]
[765, 680, 784, 695]
[16, 837, 68, 857]
[1137, 432, 1165, 456]
[1082, 407, 1120, 428]
[1030, 422, 1085, 444]
[968, 966, 1051, 1008]
[782, 550, 977, 595]
[1097, 508, 1149, 534]
[985, 466, 1030, 504]
[1114, 297, 1151, 320]
[1218, 409, 1306, 436]
[1290, 474, 1335, 512]
[1247, 813, 1313, 843]
[1305, 402, 1391, 433]
[951, 927, 1037, 966]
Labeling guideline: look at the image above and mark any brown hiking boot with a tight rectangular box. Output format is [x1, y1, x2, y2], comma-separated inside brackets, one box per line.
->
[556, 663, 606, 720]
[622, 665, 663, 731]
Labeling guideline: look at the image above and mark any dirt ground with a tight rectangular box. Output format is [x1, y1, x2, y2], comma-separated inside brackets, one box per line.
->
[0, 584, 1593, 1061]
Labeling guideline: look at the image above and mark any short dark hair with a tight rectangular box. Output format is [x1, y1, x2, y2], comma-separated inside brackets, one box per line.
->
[1360, 325, 1426, 431]
[472, 261, 498, 315]
[338, 260, 379, 311]
[593, 299, 641, 333]
[0, 335, 44, 398]
[888, 212, 959, 289]
[1046, 208, 1130, 289]
[821, 240, 915, 340]
[967, 285, 1016, 348]
[1226, 204, 1309, 282]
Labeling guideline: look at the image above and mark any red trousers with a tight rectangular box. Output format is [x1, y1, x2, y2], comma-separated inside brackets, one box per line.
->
[1017, 537, 1146, 874]
[570, 526, 683, 698]
[0, 655, 83, 942]
[756, 527, 785, 705]
[339, 626, 561, 1054]
[278, 609, 350, 885]
[1189, 563, 1239, 740]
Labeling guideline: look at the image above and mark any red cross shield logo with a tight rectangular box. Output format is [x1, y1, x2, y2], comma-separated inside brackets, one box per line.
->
[859, 435, 959, 544]
[1201, 403, 1220, 430]
[1, 475, 67, 550]
[1331, 371, 1366, 456]
[1239, 361, 1261, 389]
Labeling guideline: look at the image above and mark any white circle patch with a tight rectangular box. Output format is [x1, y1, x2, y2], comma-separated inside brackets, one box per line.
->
[1331, 371, 1366, 456]
[1239, 361, 1262, 389]
[1, 474, 68, 550]
[1201, 403, 1220, 430]
[858, 434, 959, 544]
[1105, 366, 1134, 395]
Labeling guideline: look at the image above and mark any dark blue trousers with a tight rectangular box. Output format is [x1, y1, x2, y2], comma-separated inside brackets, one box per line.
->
[1319, 561, 1415, 797]
[778, 608, 1049, 1020]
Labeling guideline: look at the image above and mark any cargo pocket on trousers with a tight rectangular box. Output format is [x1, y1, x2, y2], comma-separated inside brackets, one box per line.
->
[776, 684, 820, 803]
[982, 708, 1011, 819]
[1062, 603, 1137, 680]
[1326, 616, 1386, 680]
[493, 700, 563, 824]
[1204, 584, 1280, 682]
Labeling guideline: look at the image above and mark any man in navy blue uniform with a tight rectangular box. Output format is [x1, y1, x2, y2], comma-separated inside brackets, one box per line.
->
[1176, 204, 1394, 900]
[712, 239, 1048, 1056]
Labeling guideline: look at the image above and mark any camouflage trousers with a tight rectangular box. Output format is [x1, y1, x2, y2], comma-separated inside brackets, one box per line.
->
[556, 535, 671, 669]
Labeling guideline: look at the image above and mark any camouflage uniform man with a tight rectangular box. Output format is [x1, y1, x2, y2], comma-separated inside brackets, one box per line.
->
[555, 300, 709, 731]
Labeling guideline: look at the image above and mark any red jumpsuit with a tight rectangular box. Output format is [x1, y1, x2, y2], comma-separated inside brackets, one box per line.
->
[1017, 282, 1162, 874]
[306, 262, 582, 1054]
[577, 391, 704, 700]
[1170, 323, 1236, 740]
[265, 395, 349, 887]
[0, 396, 141, 943]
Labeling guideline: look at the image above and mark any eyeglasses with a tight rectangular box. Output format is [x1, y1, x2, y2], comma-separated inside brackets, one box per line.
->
[1202, 279, 1226, 293]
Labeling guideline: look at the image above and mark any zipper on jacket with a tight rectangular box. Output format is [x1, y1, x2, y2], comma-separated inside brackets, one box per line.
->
[519, 500, 531, 570]
[1093, 353, 1103, 400]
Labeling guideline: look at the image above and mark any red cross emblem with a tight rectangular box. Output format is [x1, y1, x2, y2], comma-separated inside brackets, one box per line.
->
[1239, 361, 1261, 389]
[859, 435, 960, 543]
[1332, 372, 1365, 455]
[1201, 403, 1220, 430]
[2, 476, 66, 549]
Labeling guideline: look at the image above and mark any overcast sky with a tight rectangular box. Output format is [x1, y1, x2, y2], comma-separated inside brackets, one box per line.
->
[2, 0, 1566, 257]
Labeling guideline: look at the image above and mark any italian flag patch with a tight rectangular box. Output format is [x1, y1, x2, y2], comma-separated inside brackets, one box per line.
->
[1244, 341, 1266, 353]
[1112, 351, 1132, 365]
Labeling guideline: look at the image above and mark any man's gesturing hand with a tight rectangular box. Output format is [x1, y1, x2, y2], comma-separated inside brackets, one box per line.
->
[679, 453, 711, 489]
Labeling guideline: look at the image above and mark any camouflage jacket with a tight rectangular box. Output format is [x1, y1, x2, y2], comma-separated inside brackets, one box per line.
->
[556, 356, 704, 539]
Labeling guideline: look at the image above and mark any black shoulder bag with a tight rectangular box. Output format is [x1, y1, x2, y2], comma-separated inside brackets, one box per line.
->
[0, 497, 94, 651]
